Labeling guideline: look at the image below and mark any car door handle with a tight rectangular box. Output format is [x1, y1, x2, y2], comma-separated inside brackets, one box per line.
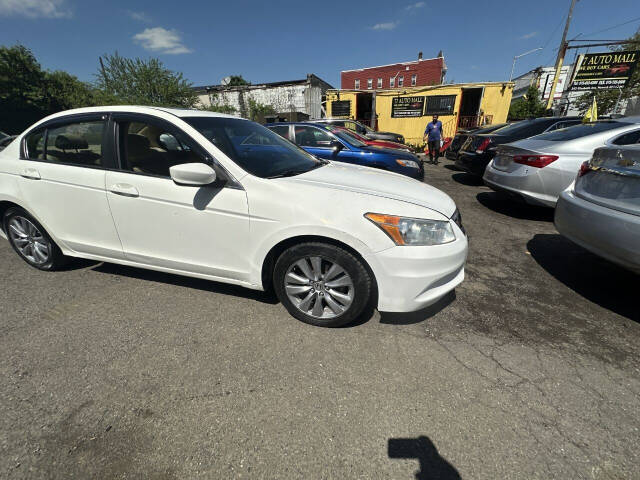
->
[21, 167, 41, 180]
[109, 183, 139, 198]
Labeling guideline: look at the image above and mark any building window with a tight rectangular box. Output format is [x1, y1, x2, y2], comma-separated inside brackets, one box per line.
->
[390, 77, 395, 88]
[425, 95, 457, 115]
[411, 74, 417, 86]
[398, 76, 404, 87]
[367, 78, 372, 89]
[354, 79, 360, 89]
[377, 78, 383, 88]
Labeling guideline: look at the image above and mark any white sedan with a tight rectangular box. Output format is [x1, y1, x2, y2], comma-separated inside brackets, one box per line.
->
[0, 107, 467, 327]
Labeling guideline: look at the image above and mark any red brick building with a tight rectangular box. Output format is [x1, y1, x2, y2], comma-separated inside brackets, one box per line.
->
[341, 54, 446, 90]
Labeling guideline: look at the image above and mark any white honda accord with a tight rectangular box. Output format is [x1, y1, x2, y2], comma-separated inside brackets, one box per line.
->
[0, 107, 467, 327]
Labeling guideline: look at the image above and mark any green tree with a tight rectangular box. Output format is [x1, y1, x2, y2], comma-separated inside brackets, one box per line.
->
[247, 98, 275, 121]
[96, 52, 198, 108]
[227, 75, 250, 86]
[0, 44, 48, 133]
[43, 70, 97, 112]
[509, 85, 547, 120]
[574, 29, 640, 116]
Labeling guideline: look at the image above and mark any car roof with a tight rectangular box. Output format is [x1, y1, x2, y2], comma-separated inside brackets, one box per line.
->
[32, 106, 239, 123]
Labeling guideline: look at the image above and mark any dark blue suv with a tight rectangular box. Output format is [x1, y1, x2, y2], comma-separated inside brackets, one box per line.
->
[266, 122, 423, 179]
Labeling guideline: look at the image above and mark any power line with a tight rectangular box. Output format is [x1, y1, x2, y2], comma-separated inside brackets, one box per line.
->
[571, 16, 640, 40]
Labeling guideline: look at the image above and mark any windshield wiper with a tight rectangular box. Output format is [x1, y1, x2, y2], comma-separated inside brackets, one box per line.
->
[267, 169, 311, 179]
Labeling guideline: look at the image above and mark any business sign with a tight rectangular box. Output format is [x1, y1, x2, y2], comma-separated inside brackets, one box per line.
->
[331, 100, 351, 118]
[391, 96, 425, 118]
[571, 51, 639, 90]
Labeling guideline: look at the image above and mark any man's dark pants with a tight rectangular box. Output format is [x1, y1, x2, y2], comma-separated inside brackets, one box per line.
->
[428, 140, 440, 164]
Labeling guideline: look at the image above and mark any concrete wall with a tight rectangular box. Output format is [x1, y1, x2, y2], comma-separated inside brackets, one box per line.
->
[198, 76, 331, 119]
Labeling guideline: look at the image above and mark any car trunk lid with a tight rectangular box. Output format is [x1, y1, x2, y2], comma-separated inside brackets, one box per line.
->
[575, 146, 640, 217]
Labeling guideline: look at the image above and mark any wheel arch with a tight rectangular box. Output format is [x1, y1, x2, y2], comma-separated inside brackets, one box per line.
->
[260, 234, 379, 300]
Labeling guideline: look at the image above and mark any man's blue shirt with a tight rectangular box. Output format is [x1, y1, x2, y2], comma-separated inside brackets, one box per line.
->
[425, 121, 443, 141]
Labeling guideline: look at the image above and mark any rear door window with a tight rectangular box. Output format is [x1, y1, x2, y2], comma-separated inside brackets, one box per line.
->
[294, 126, 333, 147]
[611, 129, 640, 145]
[269, 125, 290, 140]
[46, 120, 105, 167]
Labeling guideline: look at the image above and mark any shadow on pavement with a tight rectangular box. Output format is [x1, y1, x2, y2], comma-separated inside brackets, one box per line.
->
[92, 262, 279, 305]
[451, 172, 484, 186]
[476, 192, 554, 221]
[379, 291, 455, 325]
[388, 436, 461, 480]
[443, 164, 461, 171]
[527, 234, 639, 322]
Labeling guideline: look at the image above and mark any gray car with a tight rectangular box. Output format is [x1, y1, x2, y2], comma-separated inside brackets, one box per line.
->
[484, 118, 640, 207]
[555, 145, 640, 273]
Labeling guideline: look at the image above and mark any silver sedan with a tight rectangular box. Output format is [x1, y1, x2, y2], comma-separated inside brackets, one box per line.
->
[483, 118, 640, 207]
[555, 145, 640, 274]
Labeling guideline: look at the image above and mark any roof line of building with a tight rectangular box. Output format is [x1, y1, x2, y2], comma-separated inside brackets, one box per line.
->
[341, 57, 443, 73]
[328, 80, 514, 94]
[193, 74, 333, 92]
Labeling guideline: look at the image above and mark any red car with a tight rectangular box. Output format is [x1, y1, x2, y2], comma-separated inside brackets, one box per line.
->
[327, 126, 412, 152]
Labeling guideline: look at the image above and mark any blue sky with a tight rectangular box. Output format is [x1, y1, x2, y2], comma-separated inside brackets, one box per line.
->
[1, 0, 639, 88]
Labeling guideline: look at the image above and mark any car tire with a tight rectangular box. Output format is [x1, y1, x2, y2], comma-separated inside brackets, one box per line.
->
[3, 207, 67, 271]
[273, 242, 372, 327]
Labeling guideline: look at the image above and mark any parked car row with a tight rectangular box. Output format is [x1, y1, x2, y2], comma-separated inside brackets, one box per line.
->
[0, 107, 467, 328]
[266, 122, 424, 179]
[447, 115, 640, 275]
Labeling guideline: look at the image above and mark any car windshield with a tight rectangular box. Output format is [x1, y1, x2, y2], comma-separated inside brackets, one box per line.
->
[183, 117, 324, 178]
[531, 121, 632, 141]
[333, 129, 367, 147]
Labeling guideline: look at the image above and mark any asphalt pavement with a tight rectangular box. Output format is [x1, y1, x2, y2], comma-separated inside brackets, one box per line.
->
[1, 160, 639, 479]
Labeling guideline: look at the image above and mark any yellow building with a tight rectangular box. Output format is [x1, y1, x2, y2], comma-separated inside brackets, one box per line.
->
[326, 82, 514, 146]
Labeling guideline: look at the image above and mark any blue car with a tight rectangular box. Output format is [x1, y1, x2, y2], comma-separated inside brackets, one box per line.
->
[266, 122, 423, 179]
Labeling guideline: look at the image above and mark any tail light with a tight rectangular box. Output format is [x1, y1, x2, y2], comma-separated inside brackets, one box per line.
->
[475, 138, 492, 154]
[513, 154, 559, 168]
[577, 161, 592, 177]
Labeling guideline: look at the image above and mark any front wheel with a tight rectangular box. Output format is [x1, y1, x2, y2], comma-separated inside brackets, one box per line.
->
[273, 242, 372, 327]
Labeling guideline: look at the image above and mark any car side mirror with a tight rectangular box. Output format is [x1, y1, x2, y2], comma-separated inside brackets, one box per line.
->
[169, 163, 217, 186]
[330, 140, 344, 152]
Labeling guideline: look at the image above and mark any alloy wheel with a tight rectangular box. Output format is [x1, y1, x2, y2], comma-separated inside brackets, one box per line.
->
[8, 216, 51, 265]
[284, 256, 354, 319]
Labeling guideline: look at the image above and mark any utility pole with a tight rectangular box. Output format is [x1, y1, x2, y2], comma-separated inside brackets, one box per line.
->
[546, 0, 578, 111]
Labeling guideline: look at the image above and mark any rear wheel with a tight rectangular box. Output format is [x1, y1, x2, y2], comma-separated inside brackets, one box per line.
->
[273, 242, 372, 327]
[3, 207, 67, 271]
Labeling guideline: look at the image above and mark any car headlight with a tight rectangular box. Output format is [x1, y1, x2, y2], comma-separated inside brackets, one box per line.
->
[395, 159, 420, 168]
[365, 213, 456, 246]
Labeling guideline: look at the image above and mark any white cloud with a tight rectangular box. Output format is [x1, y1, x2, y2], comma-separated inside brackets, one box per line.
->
[0, 0, 71, 18]
[371, 21, 398, 31]
[519, 31, 538, 40]
[127, 10, 151, 23]
[133, 27, 192, 54]
[405, 1, 425, 9]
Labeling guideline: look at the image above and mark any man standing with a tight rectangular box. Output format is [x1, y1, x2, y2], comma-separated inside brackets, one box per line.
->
[424, 115, 443, 165]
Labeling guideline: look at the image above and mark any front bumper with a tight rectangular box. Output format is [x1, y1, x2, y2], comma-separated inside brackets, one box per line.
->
[555, 190, 640, 273]
[366, 224, 468, 312]
[483, 163, 556, 208]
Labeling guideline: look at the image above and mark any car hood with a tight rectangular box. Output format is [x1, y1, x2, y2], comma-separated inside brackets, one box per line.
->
[290, 162, 456, 217]
[359, 145, 415, 157]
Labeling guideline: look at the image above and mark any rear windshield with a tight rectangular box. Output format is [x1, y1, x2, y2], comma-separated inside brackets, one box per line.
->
[485, 119, 549, 137]
[532, 121, 631, 141]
